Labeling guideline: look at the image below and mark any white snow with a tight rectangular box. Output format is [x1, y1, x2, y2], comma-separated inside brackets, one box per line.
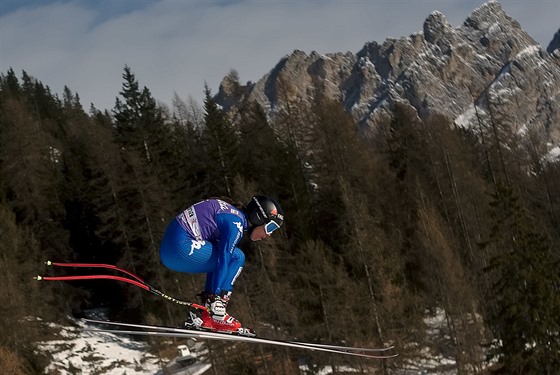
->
[454, 103, 477, 128]
[516, 45, 541, 59]
[37, 318, 162, 374]
[34, 306, 500, 374]
[397, 307, 487, 375]
[299, 365, 361, 375]
[546, 145, 560, 162]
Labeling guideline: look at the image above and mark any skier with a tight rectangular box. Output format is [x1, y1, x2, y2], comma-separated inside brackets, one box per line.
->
[159, 195, 283, 333]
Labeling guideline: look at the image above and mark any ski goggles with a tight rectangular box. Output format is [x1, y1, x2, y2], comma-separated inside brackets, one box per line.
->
[264, 220, 281, 235]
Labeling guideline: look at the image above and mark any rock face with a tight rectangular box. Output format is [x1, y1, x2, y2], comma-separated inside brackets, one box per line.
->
[215, 1, 560, 154]
[548, 29, 560, 55]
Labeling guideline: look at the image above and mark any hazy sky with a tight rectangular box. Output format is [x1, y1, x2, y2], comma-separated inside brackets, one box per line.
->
[1, 0, 558, 111]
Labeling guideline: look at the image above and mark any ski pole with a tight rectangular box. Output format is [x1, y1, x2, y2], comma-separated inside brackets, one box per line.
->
[44, 260, 146, 282]
[35, 261, 206, 310]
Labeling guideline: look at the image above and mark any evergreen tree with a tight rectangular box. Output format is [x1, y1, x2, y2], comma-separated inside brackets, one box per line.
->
[482, 183, 560, 374]
[2, 64, 560, 374]
[199, 85, 239, 196]
[0, 76, 69, 260]
[0, 203, 47, 353]
[272, 74, 317, 237]
[165, 93, 203, 206]
[0, 68, 21, 98]
[237, 101, 309, 234]
[112, 65, 166, 165]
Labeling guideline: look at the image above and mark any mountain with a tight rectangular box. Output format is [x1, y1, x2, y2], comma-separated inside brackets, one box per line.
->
[548, 29, 560, 55]
[215, 1, 560, 156]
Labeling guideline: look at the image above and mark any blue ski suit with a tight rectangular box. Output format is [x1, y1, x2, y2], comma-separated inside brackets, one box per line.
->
[159, 199, 248, 295]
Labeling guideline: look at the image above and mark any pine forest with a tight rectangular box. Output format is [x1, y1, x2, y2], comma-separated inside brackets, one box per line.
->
[0, 66, 559, 375]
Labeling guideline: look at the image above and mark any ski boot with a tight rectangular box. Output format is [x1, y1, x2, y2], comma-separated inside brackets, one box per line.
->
[183, 306, 204, 330]
[198, 291, 256, 336]
[183, 291, 224, 330]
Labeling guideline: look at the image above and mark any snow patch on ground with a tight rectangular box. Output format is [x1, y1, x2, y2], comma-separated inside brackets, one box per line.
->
[36, 318, 162, 375]
[299, 365, 361, 375]
[398, 308, 465, 375]
[34, 307, 496, 374]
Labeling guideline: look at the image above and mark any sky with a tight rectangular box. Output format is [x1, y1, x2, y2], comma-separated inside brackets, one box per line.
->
[1, 0, 559, 112]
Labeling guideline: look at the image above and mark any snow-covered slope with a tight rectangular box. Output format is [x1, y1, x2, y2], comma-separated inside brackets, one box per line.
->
[35, 308, 490, 374]
[34, 312, 211, 375]
[36, 317, 161, 374]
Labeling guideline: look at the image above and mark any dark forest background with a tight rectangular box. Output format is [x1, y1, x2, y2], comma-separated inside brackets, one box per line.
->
[0, 66, 559, 375]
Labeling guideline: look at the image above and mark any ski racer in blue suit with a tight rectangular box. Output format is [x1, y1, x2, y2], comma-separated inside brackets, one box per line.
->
[159, 196, 283, 333]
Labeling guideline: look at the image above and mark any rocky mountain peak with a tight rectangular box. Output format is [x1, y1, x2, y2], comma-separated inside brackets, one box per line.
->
[548, 29, 560, 55]
[215, 1, 560, 158]
[423, 11, 454, 50]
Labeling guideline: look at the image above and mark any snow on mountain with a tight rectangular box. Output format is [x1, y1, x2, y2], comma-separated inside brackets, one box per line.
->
[215, 1, 560, 158]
